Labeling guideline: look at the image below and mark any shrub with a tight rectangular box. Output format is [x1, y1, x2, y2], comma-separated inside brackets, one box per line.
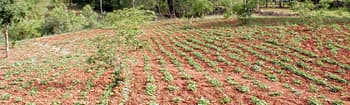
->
[103, 8, 156, 29]
[291, 1, 327, 29]
[9, 19, 42, 42]
[345, 0, 350, 11]
[175, 0, 214, 18]
[81, 5, 99, 28]
[42, 3, 88, 35]
[224, 1, 257, 23]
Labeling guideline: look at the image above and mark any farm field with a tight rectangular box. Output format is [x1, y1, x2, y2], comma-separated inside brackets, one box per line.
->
[1, 18, 350, 105]
[134, 18, 350, 104]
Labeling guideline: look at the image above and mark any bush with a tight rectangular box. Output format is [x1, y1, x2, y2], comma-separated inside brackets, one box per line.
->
[42, 3, 88, 35]
[87, 8, 156, 84]
[346, 0, 350, 11]
[103, 8, 156, 29]
[224, 1, 257, 23]
[9, 19, 42, 41]
[183, 0, 214, 17]
[81, 5, 99, 28]
[291, 1, 328, 29]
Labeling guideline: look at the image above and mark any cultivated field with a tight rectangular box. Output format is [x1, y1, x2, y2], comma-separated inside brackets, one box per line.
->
[1, 18, 350, 105]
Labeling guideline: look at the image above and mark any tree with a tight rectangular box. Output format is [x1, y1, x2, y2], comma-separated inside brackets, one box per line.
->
[0, 0, 28, 58]
[346, 0, 350, 11]
[223, 0, 257, 23]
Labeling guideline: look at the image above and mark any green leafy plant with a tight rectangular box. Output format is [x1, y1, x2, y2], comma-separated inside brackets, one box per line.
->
[0, 93, 11, 100]
[253, 80, 269, 90]
[308, 96, 322, 105]
[237, 86, 250, 93]
[234, 67, 244, 73]
[197, 97, 210, 105]
[220, 96, 232, 104]
[167, 85, 179, 91]
[329, 85, 343, 93]
[187, 80, 197, 91]
[145, 83, 157, 96]
[293, 79, 302, 85]
[332, 100, 344, 105]
[265, 72, 279, 82]
[172, 97, 182, 103]
[327, 73, 347, 83]
[251, 96, 268, 105]
[226, 76, 238, 86]
[309, 84, 319, 93]
[269, 91, 282, 97]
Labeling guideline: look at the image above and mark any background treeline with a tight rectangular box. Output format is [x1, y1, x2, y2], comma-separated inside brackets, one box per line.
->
[3, 0, 350, 42]
[2, 0, 155, 43]
[67, 0, 350, 17]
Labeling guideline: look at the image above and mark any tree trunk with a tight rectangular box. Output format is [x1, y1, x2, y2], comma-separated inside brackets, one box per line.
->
[279, 0, 282, 8]
[157, 0, 162, 16]
[257, 0, 260, 11]
[266, 0, 268, 8]
[100, 0, 103, 13]
[3, 23, 9, 58]
[167, 0, 176, 18]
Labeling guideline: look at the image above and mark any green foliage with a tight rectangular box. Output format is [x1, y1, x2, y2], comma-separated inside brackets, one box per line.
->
[345, 0, 350, 12]
[251, 96, 268, 105]
[167, 85, 179, 91]
[329, 85, 343, 92]
[291, 1, 328, 29]
[197, 97, 210, 105]
[145, 83, 157, 96]
[0, 93, 11, 100]
[187, 80, 197, 91]
[134, 0, 157, 10]
[327, 73, 347, 83]
[226, 76, 238, 86]
[309, 84, 319, 93]
[220, 96, 232, 104]
[237, 86, 250, 93]
[332, 100, 344, 105]
[180, 0, 214, 17]
[224, 1, 257, 23]
[0, 0, 29, 26]
[269, 91, 282, 97]
[234, 67, 244, 73]
[87, 36, 119, 69]
[42, 3, 88, 34]
[103, 8, 156, 29]
[308, 96, 322, 105]
[81, 5, 99, 28]
[172, 97, 182, 103]
[9, 19, 42, 41]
